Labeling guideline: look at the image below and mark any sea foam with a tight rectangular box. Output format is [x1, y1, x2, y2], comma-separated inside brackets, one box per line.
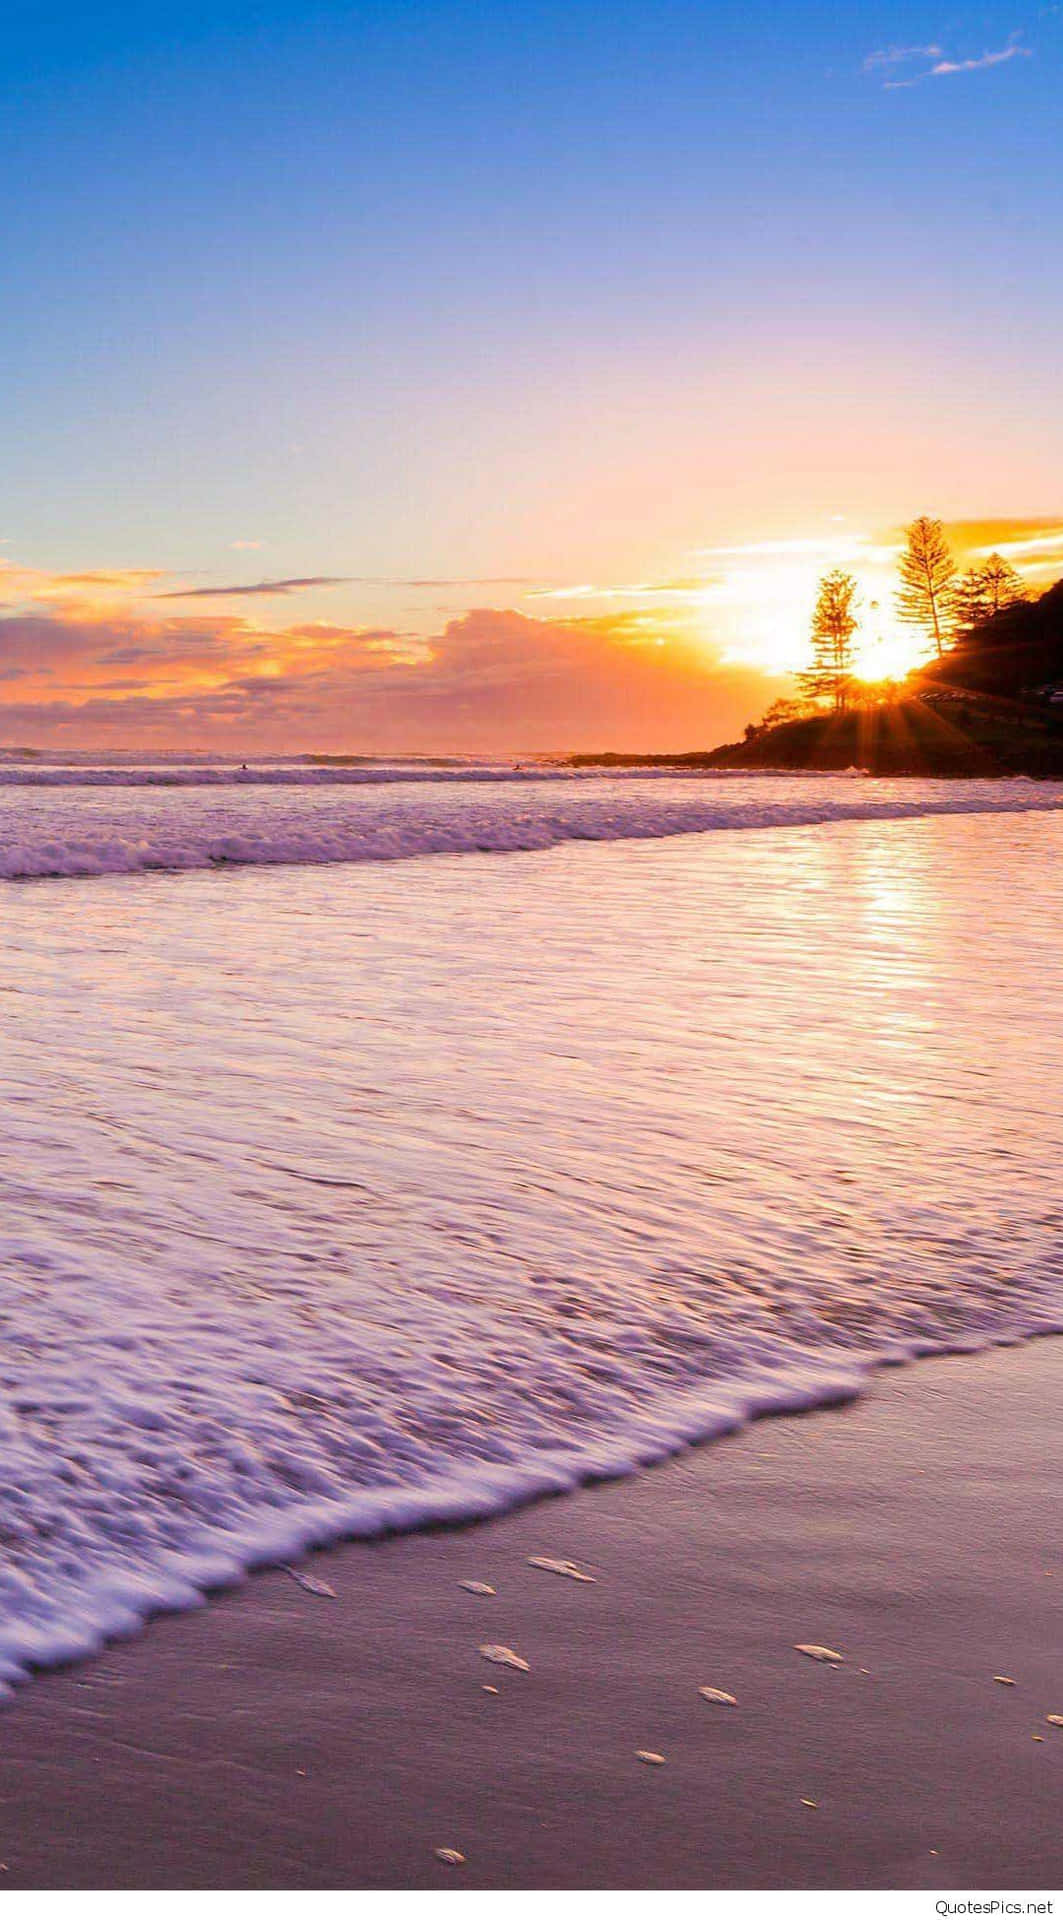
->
[1, 765, 1062, 881]
[0, 791, 1061, 1693]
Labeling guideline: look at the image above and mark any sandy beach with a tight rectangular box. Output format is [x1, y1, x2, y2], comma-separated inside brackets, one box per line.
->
[1, 1337, 1060, 1890]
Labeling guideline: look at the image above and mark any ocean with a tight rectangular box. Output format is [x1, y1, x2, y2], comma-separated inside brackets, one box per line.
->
[2, 756, 1061, 1692]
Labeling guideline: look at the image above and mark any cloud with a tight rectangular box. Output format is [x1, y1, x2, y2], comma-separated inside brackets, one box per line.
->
[0, 598, 785, 753]
[156, 576, 352, 599]
[951, 520, 1063, 575]
[347, 576, 541, 589]
[527, 578, 718, 602]
[929, 40, 1031, 74]
[52, 569, 166, 590]
[6, 520, 1058, 752]
[0, 563, 167, 609]
[870, 32, 1032, 87]
[863, 43, 943, 71]
[920, 519, 1063, 574]
[157, 574, 541, 599]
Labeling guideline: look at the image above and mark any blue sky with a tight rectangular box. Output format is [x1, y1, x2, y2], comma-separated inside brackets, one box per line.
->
[1, 1, 1060, 747]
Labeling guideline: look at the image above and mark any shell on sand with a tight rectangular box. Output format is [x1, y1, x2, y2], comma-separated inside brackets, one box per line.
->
[993, 1675, 1016, 1686]
[1047, 1714, 1063, 1727]
[282, 1565, 337, 1598]
[482, 1684, 499, 1694]
[636, 1750, 666, 1765]
[459, 1580, 496, 1596]
[801, 1798, 818, 1809]
[479, 1644, 530, 1671]
[527, 1556, 596, 1583]
[698, 1687, 738, 1706]
[434, 1849, 466, 1866]
[795, 1644, 844, 1665]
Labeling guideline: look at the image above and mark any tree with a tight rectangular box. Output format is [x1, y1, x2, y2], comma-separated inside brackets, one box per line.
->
[953, 552, 1027, 629]
[897, 516, 957, 656]
[758, 694, 818, 729]
[798, 569, 859, 711]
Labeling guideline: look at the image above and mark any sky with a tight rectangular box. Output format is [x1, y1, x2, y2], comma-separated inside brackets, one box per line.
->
[2, 0, 1061, 752]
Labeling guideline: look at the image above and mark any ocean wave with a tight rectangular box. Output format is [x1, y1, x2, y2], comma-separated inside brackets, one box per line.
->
[4, 1317, 1060, 1699]
[1, 804, 1061, 1690]
[1, 771, 1062, 880]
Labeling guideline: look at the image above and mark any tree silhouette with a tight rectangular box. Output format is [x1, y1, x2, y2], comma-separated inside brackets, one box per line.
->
[897, 516, 956, 656]
[953, 551, 1027, 629]
[798, 569, 859, 711]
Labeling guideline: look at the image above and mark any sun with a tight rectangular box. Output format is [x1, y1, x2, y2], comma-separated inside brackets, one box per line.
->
[687, 533, 926, 682]
[851, 624, 933, 684]
[690, 535, 942, 686]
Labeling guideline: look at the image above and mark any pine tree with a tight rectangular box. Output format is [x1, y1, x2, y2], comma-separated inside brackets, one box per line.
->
[897, 516, 957, 656]
[798, 569, 859, 712]
[953, 552, 1027, 629]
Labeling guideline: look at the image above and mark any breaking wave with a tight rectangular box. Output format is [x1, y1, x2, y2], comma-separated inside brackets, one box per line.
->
[1, 795, 1061, 1693]
[1, 765, 1062, 881]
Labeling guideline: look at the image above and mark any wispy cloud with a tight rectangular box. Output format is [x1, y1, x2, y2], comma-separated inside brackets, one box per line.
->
[863, 43, 942, 71]
[927, 519, 1063, 570]
[0, 561, 166, 609]
[161, 573, 540, 598]
[349, 576, 540, 589]
[527, 578, 716, 602]
[869, 31, 1032, 88]
[157, 576, 351, 599]
[929, 38, 1031, 74]
[967, 523, 1063, 574]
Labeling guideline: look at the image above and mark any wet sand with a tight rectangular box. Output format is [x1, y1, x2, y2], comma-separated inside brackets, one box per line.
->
[1, 1339, 1061, 1889]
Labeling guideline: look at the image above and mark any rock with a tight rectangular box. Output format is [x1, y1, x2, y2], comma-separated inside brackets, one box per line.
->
[479, 1644, 530, 1671]
[1046, 1714, 1063, 1728]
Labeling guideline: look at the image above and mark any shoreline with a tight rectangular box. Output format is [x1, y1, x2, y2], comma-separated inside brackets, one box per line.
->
[569, 756, 1063, 780]
[2, 1338, 1062, 1888]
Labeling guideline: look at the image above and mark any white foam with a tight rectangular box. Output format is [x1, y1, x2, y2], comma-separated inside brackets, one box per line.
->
[0, 802, 1061, 1695]
[0, 767, 1061, 881]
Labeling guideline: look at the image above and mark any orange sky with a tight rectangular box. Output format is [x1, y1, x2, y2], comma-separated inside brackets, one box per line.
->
[1, 518, 1060, 753]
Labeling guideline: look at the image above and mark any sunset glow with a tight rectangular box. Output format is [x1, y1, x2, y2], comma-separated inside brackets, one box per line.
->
[2, 3, 1061, 752]
[0, 517, 1058, 750]
[5, 3, 1063, 1895]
